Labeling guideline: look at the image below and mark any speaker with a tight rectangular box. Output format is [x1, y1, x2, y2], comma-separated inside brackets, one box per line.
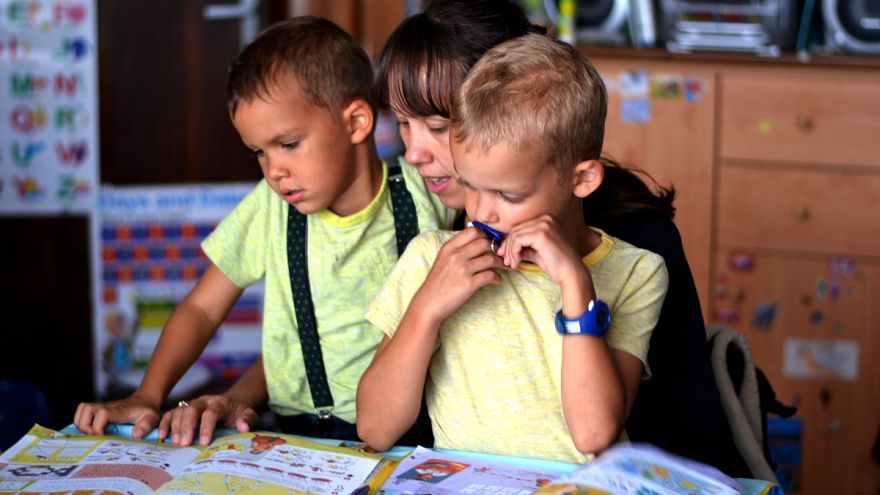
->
[823, 0, 880, 54]
[575, 0, 630, 44]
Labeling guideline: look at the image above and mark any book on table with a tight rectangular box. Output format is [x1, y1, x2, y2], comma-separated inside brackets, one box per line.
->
[0, 424, 394, 494]
[378, 444, 766, 495]
[0, 425, 780, 495]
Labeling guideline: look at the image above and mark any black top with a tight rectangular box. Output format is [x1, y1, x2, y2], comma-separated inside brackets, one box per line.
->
[594, 209, 750, 478]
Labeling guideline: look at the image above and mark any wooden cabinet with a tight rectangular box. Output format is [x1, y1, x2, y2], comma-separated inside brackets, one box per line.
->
[589, 57, 716, 316]
[587, 49, 880, 495]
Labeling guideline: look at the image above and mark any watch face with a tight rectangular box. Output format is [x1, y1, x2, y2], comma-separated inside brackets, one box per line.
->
[595, 303, 611, 329]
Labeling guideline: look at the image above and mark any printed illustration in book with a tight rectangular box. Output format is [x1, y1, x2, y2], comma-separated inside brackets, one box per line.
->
[0, 425, 395, 495]
[379, 444, 770, 495]
[377, 446, 560, 495]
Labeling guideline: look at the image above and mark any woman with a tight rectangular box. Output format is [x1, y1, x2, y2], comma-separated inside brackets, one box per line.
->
[375, 0, 748, 477]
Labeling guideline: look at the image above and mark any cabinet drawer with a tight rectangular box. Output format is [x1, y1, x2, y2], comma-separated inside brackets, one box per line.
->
[720, 75, 880, 169]
[711, 253, 880, 495]
[717, 167, 880, 256]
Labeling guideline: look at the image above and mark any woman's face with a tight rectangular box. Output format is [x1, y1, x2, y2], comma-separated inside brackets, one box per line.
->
[393, 108, 466, 210]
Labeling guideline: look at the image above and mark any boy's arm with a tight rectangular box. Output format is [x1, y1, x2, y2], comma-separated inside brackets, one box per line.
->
[74, 262, 243, 438]
[497, 216, 631, 454]
[158, 355, 266, 446]
[357, 229, 503, 451]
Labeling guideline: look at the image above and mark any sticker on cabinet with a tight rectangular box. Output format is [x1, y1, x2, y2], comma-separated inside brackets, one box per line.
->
[618, 71, 649, 97]
[684, 77, 707, 103]
[621, 99, 651, 124]
[650, 74, 681, 99]
[751, 302, 778, 329]
[783, 338, 859, 381]
[728, 252, 755, 272]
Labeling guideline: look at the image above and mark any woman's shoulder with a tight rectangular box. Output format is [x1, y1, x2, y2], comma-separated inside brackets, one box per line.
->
[595, 210, 684, 261]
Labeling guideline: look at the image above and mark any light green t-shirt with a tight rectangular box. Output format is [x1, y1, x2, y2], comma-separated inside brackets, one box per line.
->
[366, 229, 668, 464]
[202, 161, 455, 423]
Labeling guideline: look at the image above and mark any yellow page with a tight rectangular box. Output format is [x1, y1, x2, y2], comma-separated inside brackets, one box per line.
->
[0, 424, 200, 494]
[0, 426, 396, 495]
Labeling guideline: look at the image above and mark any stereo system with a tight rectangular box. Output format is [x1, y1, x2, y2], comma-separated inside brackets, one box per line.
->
[567, 0, 880, 56]
[659, 0, 799, 56]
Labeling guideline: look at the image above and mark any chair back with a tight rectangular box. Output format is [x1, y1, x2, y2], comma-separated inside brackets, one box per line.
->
[0, 379, 50, 451]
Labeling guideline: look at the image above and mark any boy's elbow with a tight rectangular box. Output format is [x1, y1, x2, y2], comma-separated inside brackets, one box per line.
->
[570, 419, 623, 455]
[356, 420, 396, 452]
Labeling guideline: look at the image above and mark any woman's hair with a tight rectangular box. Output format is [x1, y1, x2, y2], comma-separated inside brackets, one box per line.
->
[374, 0, 543, 118]
[377, 0, 675, 218]
[587, 157, 677, 221]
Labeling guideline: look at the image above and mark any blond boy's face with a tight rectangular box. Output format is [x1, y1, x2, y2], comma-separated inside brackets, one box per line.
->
[451, 138, 574, 234]
[232, 75, 362, 216]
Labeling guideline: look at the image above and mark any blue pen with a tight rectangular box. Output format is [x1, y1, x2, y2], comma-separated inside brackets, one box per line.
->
[468, 221, 504, 253]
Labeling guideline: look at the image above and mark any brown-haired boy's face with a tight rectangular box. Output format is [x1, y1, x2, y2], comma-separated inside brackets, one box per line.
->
[231, 74, 364, 216]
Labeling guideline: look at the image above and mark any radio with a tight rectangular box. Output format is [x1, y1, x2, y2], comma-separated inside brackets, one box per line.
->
[659, 0, 800, 56]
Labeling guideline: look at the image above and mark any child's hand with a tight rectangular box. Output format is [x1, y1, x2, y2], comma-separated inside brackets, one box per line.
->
[496, 214, 589, 290]
[158, 394, 259, 446]
[412, 228, 505, 323]
[74, 397, 160, 439]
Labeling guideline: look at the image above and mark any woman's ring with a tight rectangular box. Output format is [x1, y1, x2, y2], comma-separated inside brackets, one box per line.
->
[178, 400, 190, 408]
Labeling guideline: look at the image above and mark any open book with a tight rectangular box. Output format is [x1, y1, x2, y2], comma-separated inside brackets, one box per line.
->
[380, 444, 778, 495]
[0, 425, 395, 495]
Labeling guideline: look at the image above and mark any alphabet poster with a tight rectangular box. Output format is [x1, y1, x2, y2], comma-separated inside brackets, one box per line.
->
[0, 0, 99, 213]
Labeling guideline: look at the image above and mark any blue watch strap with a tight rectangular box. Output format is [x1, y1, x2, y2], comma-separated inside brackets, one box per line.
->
[554, 299, 611, 336]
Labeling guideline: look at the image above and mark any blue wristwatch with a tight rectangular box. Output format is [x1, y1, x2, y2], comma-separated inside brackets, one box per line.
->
[555, 299, 611, 336]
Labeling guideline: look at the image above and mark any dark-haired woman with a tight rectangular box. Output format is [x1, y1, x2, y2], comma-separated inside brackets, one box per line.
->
[371, 0, 747, 477]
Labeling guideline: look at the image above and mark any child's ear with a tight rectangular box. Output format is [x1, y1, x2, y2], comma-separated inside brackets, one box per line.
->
[342, 98, 374, 145]
[571, 159, 604, 198]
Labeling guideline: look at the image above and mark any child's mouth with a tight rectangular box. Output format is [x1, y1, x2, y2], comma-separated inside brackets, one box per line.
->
[283, 189, 305, 203]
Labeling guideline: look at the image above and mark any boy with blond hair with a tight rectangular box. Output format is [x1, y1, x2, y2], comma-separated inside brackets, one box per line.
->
[357, 34, 668, 463]
[75, 16, 454, 445]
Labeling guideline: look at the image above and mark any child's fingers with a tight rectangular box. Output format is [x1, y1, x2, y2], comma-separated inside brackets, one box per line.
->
[92, 408, 109, 436]
[179, 406, 203, 446]
[73, 403, 91, 434]
[170, 405, 196, 445]
[198, 407, 220, 446]
[157, 410, 172, 441]
[235, 417, 253, 433]
[447, 225, 488, 246]
[132, 415, 155, 440]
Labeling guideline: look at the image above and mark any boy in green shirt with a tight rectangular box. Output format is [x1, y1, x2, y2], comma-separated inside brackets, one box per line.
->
[75, 17, 453, 445]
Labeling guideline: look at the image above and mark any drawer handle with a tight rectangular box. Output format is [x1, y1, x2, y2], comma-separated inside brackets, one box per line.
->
[793, 207, 811, 221]
[796, 116, 814, 132]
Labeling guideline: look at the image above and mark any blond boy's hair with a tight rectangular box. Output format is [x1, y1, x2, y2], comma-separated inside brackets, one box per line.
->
[226, 16, 374, 118]
[452, 34, 607, 175]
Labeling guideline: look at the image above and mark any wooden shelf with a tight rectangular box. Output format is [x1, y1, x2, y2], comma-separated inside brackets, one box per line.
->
[577, 44, 880, 70]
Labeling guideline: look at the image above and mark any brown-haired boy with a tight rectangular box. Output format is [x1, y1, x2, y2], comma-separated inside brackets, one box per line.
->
[75, 16, 454, 445]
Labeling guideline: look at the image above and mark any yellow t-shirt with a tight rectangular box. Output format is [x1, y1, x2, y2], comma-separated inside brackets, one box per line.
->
[366, 229, 668, 463]
[202, 161, 456, 423]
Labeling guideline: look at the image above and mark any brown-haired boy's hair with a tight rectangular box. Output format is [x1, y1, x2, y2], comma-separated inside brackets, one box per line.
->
[452, 33, 607, 176]
[226, 16, 374, 117]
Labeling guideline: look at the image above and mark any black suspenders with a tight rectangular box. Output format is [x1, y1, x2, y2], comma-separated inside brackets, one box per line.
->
[286, 166, 418, 418]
